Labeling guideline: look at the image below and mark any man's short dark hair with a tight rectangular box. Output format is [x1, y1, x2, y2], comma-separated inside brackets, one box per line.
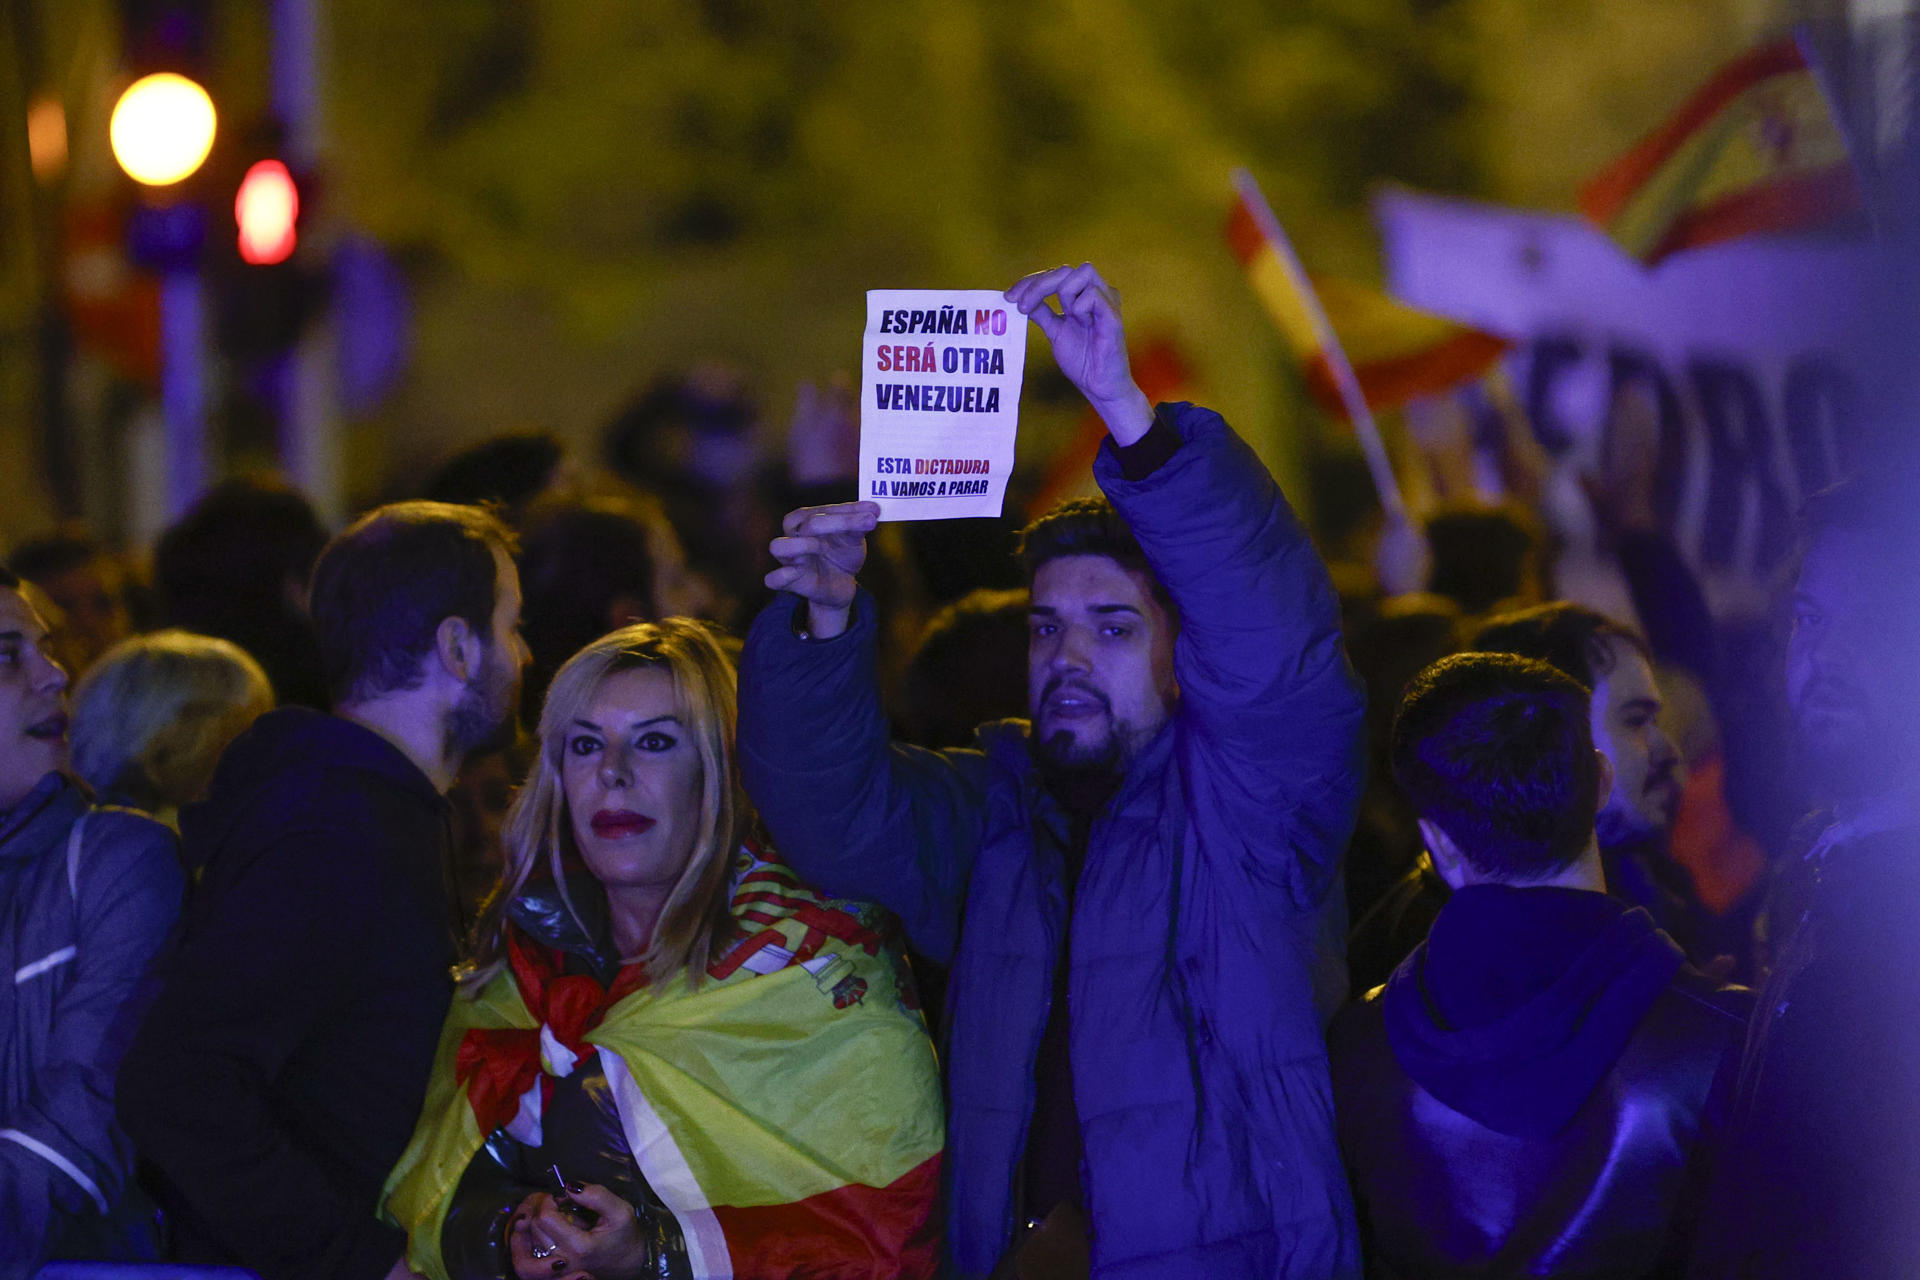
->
[1390, 652, 1601, 881]
[309, 502, 516, 704]
[1017, 498, 1172, 615]
[1470, 601, 1649, 691]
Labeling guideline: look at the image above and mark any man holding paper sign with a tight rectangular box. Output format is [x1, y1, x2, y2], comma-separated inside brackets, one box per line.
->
[859, 286, 1029, 521]
[739, 264, 1364, 1278]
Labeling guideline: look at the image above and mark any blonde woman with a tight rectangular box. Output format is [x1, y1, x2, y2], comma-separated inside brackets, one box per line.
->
[385, 619, 942, 1280]
[69, 630, 273, 822]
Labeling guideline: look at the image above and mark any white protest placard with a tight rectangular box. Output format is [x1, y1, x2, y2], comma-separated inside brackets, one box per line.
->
[859, 289, 1029, 521]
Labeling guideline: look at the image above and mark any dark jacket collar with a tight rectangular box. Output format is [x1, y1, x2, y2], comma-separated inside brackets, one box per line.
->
[506, 870, 623, 985]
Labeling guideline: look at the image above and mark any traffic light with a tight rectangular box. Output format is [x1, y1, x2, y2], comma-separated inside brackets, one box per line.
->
[212, 149, 322, 361]
[235, 159, 299, 265]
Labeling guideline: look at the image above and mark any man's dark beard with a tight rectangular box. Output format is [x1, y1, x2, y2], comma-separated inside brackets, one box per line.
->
[1790, 673, 1915, 805]
[445, 662, 517, 760]
[1594, 803, 1643, 851]
[1032, 728, 1126, 820]
[1595, 760, 1678, 848]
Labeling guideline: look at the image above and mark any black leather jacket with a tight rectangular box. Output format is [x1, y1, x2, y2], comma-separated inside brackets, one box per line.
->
[1330, 889, 1751, 1279]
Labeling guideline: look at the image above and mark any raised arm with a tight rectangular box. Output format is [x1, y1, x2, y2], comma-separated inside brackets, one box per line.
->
[1101, 405, 1365, 909]
[1004, 264, 1365, 909]
[741, 517, 993, 964]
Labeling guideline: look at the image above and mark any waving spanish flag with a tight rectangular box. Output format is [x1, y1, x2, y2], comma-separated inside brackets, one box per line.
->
[1224, 182, 1509, 423]
[1580, 32, 1863, 263]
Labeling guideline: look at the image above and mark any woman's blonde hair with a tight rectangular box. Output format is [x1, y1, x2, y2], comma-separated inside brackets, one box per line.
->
[468, 617, 746, 989]
[70, 630, 274, 813]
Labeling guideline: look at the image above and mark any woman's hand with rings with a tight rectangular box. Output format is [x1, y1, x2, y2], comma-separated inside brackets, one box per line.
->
[507, 1194, 587, 1280]
[508, 1184, 649, 1280]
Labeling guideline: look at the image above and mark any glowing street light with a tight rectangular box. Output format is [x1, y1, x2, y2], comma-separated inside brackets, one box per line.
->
[27, 96, 67, 184]
[111, 71, 218, 523]
[110, 73, 216, 186]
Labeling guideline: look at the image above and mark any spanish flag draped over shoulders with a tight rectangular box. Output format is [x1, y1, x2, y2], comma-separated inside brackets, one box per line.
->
[383, 850, 944, 1280]
[1224, 189, 1508, 422]
[1579, 31, 1864, 263]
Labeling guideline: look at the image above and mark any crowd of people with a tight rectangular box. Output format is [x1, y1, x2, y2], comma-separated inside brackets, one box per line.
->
[0, 262, 1915, 1280]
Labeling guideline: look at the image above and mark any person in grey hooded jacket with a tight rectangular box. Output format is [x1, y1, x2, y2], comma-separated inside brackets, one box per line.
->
[0, 564, 181, 1277]
[739, 265, 1365, 1278]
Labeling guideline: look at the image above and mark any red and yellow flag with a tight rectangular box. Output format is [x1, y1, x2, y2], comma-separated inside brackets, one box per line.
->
[1579, 33, 1863, 263]
[1224, 192, 1509, 422]
[384, 852, 943, 1280]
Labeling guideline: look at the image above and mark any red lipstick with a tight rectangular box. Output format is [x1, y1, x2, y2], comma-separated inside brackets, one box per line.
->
[591, 809, 655, 838]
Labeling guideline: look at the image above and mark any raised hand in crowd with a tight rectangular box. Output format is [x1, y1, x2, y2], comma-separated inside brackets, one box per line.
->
[1004, 262, 1153, 443]
[762, 501, 878, 641]
[1583, 380, 1663, 544]
[1373, 513, 1434, 598]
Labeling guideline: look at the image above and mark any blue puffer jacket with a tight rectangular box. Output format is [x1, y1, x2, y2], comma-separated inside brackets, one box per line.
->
[739, 403, 1365, 1278]
[0, 773, 180, 1278]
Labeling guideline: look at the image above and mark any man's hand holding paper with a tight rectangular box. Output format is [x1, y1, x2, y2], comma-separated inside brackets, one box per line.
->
[1005, 262, 1153, 445]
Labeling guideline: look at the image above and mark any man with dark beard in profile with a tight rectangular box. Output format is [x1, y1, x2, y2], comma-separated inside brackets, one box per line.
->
[739, 265, 1365, 1278]
[1469, 605, 1717, 964]
[1690, 470, 1920, 1278]
[118, 503, 530, 1280]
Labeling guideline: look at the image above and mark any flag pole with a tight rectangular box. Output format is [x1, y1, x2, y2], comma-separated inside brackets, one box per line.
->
[1231, 168, 1409, 522]
[1796, 22, 1885, 238]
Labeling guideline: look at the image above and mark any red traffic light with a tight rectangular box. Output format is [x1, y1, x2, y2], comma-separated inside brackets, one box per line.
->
[235, 159, 299, 265]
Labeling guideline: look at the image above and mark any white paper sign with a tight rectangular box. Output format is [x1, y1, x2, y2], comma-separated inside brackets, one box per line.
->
[858, 289, 1029, 521]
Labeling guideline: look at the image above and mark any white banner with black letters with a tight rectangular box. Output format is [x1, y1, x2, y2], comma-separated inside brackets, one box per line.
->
[1375, 187, 1914, 592]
